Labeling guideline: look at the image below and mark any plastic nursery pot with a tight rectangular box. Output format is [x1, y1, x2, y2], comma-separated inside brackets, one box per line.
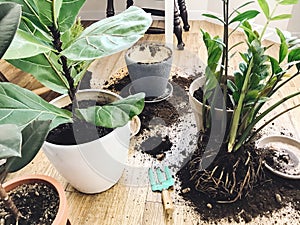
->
[3, 174, 69, 225]
[42, 89, 132, 194]
[125, 42, 173, 98]
[257, 135, 300, 179]
[188, 76, 233, 131]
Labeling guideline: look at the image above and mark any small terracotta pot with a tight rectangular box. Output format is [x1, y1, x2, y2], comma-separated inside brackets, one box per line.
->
[3, 174, 69, 225]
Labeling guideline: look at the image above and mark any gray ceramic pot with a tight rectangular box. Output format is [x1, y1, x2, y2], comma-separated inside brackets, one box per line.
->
[125, 43, 173, 98]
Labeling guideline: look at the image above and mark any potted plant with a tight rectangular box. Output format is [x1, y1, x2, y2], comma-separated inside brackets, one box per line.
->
[0, 0, 152, 193]
[188, 0, 300, 203]
[0, 121, 70, 224]
[0, 3, 68, 224]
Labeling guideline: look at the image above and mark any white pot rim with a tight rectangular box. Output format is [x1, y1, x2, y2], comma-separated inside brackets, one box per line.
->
[189, 76, 233, 113]
[46, 89, 128, 148]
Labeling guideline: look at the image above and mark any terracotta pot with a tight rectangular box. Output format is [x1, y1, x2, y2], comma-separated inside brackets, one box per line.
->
[3, 174, 69, 225]
[43, 89, 132, 194]
[125, 42, 173, 98]
[188, 76, 233, 131]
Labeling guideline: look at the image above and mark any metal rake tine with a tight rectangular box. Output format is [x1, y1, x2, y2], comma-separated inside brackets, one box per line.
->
[156, 167, 166, 184]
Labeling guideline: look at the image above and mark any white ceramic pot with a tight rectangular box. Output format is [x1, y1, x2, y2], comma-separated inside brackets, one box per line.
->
[188, 77, 233, 131]
[42, 90, 131, 194]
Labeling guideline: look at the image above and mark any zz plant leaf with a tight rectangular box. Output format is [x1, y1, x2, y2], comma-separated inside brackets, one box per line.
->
[75, 93, 145, 128]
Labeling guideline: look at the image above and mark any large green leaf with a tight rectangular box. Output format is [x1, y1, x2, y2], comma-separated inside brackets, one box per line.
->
[7, 53, 69, 94]
[4, 29, 53, 59]
[0, 83, 72, 129]
[0, 0, 44, 31]
[33, 0, 59, 27]
[6, 120, 51, 172]
[75, 93, 145, 128]
[62, 6, 152, 60]
[0, 2, 21, 58]
[58, 0, 86, 32]
[0, 124, 21, 159]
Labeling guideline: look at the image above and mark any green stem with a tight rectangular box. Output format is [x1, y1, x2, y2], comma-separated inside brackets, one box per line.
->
[234, 90, 300, 150]
[259, 3, 278, 41]
[247, 103, 300, 143]
[228, 57, 254, 152]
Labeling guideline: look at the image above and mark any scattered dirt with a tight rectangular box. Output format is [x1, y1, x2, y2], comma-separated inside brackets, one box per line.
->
[0, 182, 59, 225]
[104, 70, 300, 224]
[140, 135, 172, 160]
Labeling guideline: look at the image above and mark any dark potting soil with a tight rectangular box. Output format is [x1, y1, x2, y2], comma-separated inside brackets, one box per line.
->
[175, 131, 300, 223]
[193, 85, 234, 110]
[104, 71, 300, 223]
[46, 100, 113, 145]
[0, 182, 59, 225]
[140, 135, 172, 160]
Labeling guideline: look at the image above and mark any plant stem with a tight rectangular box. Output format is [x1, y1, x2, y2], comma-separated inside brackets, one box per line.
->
[49, 26, 76, 101]
[228, 57, 254, 152]
[0, 184, 23, 220]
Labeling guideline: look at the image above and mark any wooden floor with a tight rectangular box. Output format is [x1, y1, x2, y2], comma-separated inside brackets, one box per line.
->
[2, 20, 300, 225]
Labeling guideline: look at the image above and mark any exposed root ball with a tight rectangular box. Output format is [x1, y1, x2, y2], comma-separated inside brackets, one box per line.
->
[189, 134, 265, 203]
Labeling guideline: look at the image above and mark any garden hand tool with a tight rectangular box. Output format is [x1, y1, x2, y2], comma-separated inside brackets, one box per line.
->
[148, 166, 175, 214]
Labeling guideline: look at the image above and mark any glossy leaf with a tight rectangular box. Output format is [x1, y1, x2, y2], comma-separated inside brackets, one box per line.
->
[229, 10, 259, 24]
[288, 48, 300, 63]
[0, 124, 21, 159]
[76, 93, 145, 128]
[4, 29, 53, 59]
[34, 0, 57, 27]
[257, 0, 270, 18]
[276, 28, 288, 63]
[58, 0, 86, 32]
[6, 120, 51, 172]
[269, 56, 282, 75]
[202, 13, 225, 24]
[7, 53, 69, 94]
[0, 83, 72, 129]
[62, 6, 152, 60]
[0, 2, 21, 58]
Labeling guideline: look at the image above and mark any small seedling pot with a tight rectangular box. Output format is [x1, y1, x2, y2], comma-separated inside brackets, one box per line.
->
[125, 42, 173, 98]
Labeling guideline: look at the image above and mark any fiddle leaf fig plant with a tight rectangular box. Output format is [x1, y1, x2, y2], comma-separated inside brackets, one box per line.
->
[0, 0, 152, 132]
[0, 2, 52, 221]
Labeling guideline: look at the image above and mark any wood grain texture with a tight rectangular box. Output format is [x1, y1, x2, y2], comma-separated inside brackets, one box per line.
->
[2, 20, 300, 225]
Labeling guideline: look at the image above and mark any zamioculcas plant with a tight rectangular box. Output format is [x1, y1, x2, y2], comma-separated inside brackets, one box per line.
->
[190, 0, 300, 203]
[0, 0, 152, 133]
